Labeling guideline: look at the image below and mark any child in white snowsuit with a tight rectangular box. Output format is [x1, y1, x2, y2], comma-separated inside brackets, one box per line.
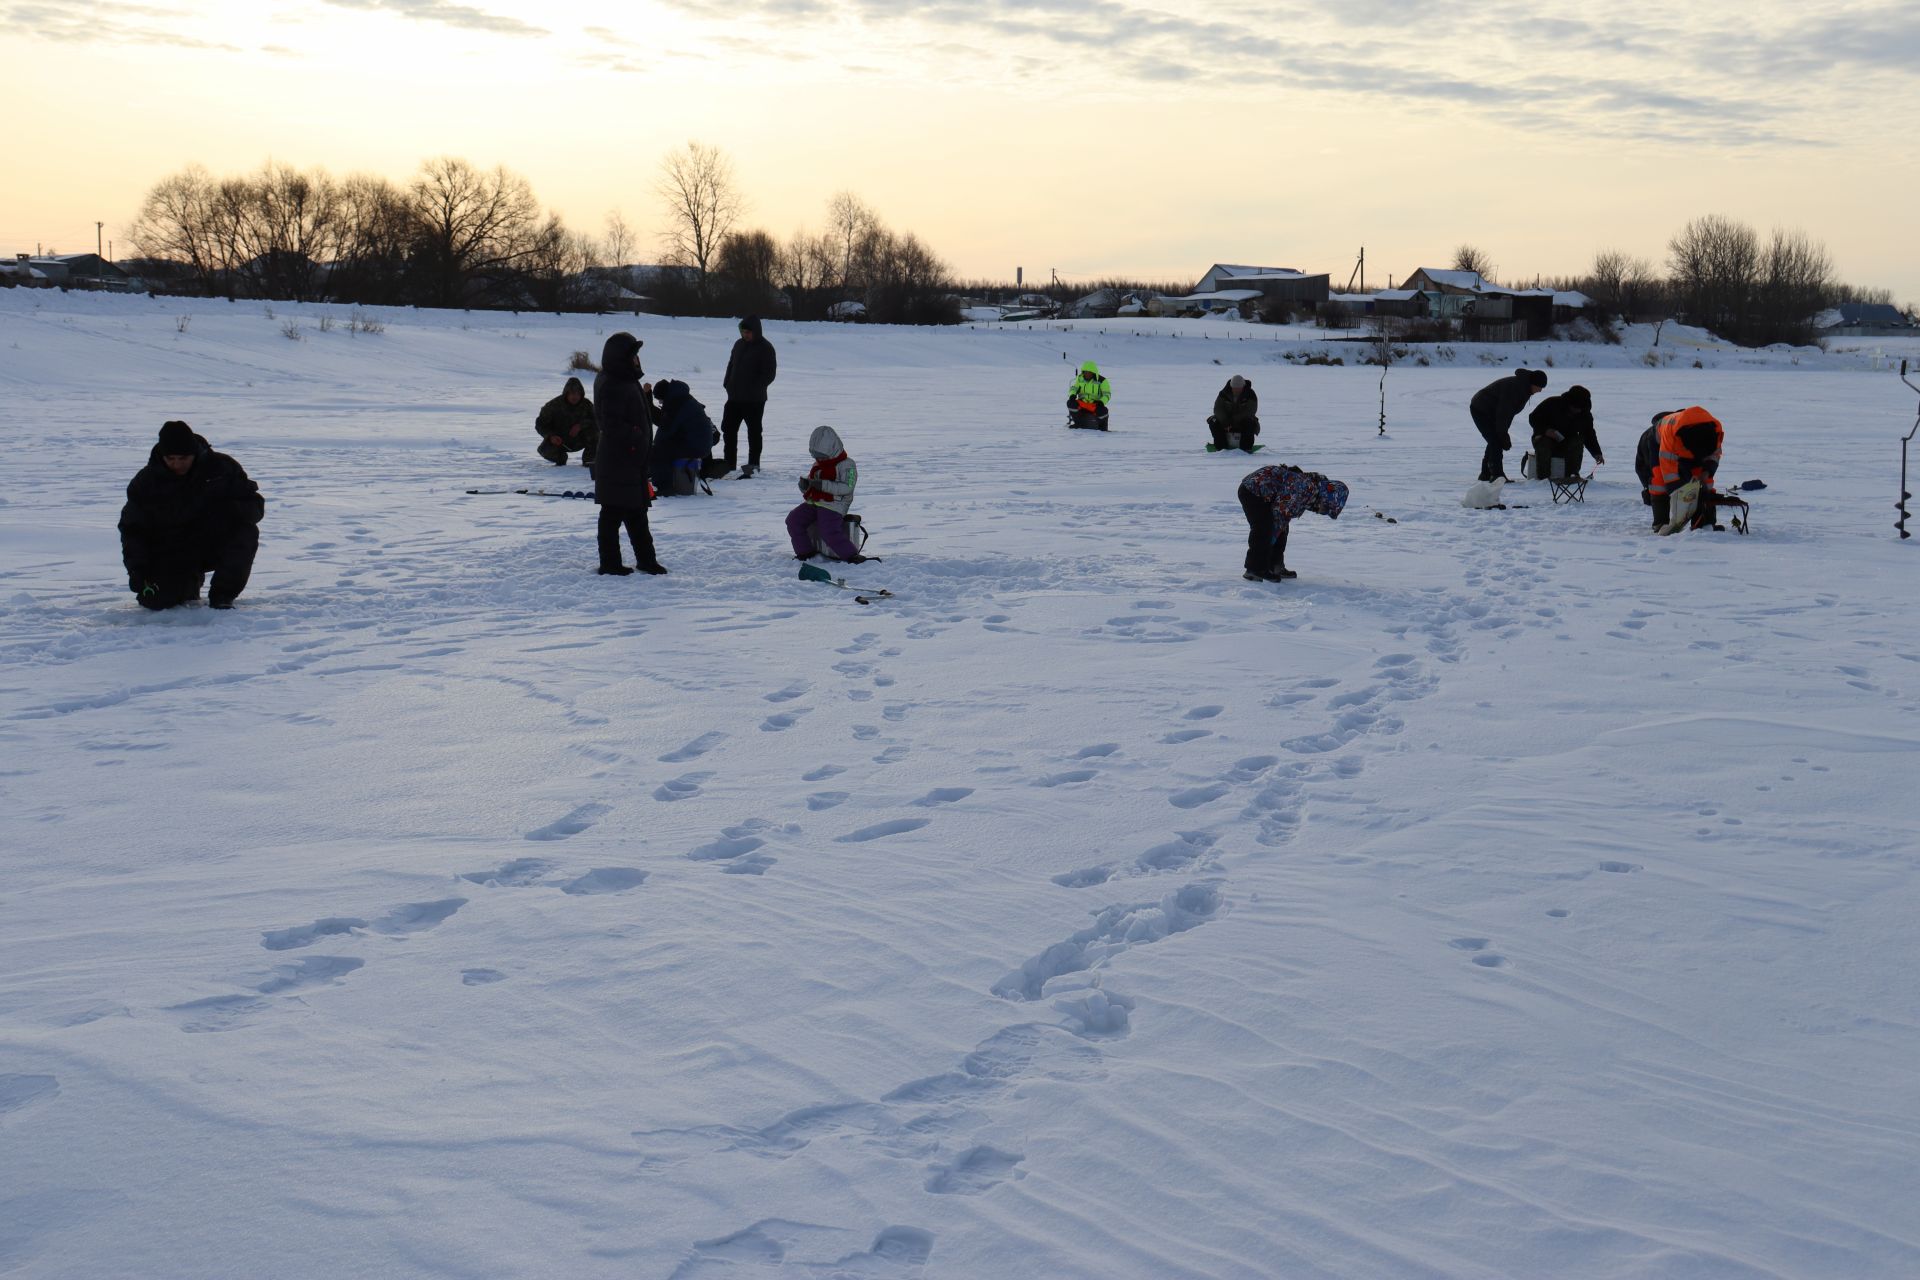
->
[786, 426, 865, 561]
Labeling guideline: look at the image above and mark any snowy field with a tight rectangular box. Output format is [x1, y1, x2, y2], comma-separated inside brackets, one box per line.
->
[2, 290, 1918, 1280]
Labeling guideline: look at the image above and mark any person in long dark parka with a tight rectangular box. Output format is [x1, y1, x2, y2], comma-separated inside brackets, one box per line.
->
[590, 332, 667, 575]
[1527, 384, 1604, 476]
[1469, 368, 1547, 482]
[119, 420, 264, 610]
[720, 315, 776, 476]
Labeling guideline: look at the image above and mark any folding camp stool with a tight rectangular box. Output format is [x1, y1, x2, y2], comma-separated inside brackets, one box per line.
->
[1548, 473, 1590, 504]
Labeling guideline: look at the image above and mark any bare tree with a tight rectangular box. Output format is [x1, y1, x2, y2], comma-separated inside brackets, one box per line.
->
[1586, 249, 1655, 319]
[1452, 244, 1497, 284]
[129, 166, 226, 295]
[781, 229, 841, 319]
[332, 173, 415, 305]
[603, 211, 635, 268]
[1756, 228, 1833, 345]
[408, 157, 543, 307]
[1668, 214, 1761, 342]
[825, 190, 879, 290]
[656, 142, 744, 295]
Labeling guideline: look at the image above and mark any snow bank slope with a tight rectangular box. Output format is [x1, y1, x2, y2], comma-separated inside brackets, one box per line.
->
[1, 291, 1917, 1279]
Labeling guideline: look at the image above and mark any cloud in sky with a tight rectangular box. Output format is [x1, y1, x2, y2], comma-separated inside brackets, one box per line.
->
[4, 1, 243, 50]
[318, 0, 546, 36]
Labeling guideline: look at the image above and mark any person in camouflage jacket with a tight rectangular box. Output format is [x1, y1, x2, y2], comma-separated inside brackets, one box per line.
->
[535, 376, 597, 465]
[1235, 463, 1348, 581]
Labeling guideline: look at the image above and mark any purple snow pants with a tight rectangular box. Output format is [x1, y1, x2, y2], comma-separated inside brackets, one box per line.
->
[787, 503, 860, 559]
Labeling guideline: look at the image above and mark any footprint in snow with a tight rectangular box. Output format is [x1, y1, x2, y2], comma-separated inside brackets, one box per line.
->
[835, 818, 931, 843]
[1160, 729, 1210, 744]
[1168, 783, 1230, 809]
[658, 731, 726, 763]
[763, 682, 809, 703]
[913, 787, 973, 807]
[653, 772, 710, 802]
[807, 791, 851, 811]
[460, 857, 554, 887]
[461, 969, 508, 985]
[560, 868, 647, 895]
[525, 802, 610, 841]
[1183, 705, 1224, 720]
[761, 709, 809, 732]
[1032, 769, 1097, 788]
[924, 1145, 1023, 1195]
[802, 764, 847, 782]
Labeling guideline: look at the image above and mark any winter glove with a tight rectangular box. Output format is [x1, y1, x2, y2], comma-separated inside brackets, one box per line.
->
[136, 581, 165, 611]
[798, 478, 811, 493]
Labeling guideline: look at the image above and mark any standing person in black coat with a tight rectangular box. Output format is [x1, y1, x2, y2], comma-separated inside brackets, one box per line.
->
[119, 420, 264, 610]
[1527, 384, 1604, 478]
[590, 332, 667, 576]
[720, 315, 776, 477]
[1468, 368, 1547, 482]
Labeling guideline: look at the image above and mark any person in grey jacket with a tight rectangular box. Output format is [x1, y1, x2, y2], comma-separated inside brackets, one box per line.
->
[590, 331, 667, 575]
[1469, 368, 1547, 482]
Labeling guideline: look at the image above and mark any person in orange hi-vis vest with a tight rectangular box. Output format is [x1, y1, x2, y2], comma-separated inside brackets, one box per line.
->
[1647, 406, 1724, 530]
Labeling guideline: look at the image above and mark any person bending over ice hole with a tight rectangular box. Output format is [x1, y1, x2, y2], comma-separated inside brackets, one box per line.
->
[786, 426, 868, 563]
[1208, 375, 1260, 451]
[1644, 405, 1725, 532]
[1236, 464, 1348, 582]
[1527, 384, 1603, 478]
[535, 376, 596, 466]
[648, 380, 720, 497]
[1067, 359, 1112, 430]
[590, 332, 668, 576]
[1469, 367, 1547, 482]
[120, 420, 264, 611]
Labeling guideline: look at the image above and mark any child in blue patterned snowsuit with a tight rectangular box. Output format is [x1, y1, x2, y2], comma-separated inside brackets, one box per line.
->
[1237, 465, 1348, 581]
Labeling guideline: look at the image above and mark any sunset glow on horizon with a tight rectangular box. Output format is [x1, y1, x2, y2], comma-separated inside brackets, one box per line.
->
[4, 0, 1916, 299]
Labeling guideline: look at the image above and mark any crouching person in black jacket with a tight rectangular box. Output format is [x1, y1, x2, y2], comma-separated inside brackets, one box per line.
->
[1527, 384, 1604, 478]
[119, 420, 264, 610]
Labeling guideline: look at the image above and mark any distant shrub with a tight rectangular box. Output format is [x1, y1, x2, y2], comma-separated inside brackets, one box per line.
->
[175, 315, 191, 334]
[568, 349, 599, 373]
[281, 320, 303, 340]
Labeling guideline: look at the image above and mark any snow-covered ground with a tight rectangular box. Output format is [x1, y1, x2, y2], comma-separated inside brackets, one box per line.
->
[2, 291, 1917, 1279]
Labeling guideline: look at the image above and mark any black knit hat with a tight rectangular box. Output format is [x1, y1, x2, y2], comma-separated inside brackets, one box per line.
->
[1568, 385, 1591, 408]
[157, 420, 196, 456]
[1523, 369, 1548, 388]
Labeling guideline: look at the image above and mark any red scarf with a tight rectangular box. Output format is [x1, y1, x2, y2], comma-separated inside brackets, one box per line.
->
[806, 452, 848, 503]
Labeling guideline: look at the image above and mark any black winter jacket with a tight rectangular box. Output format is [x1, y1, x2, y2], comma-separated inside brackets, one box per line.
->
[1211, 381, 1260, 432]
[1528, 393, 1604, 464]
[1469, 370, 1541, 445]
[119, 434, 264, 576]
[648, 381, 719, 491]
[722, 321, 777, 403]
[591, 333, 652, 507]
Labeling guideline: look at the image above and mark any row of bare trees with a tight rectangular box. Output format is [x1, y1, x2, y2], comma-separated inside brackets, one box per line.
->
[126, 145, 961, 323]
[129, 159, 606, 310]
[1456, 220, 1905, 347]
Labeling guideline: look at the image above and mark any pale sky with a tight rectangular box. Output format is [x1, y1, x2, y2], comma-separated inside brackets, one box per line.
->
[3, 0, 1917, 301]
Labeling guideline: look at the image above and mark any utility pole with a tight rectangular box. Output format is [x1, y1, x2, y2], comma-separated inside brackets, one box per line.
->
[96, 222, 103, 258]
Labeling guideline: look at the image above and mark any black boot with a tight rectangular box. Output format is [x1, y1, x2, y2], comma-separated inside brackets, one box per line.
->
[637, 561, 669, 575]
[597, 564, 634, 576]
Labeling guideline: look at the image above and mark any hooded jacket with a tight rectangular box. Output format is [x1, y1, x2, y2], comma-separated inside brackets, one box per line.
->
[1650, 407, 1723, 497]
[648, 380, 719, 491]
[1469, 369, 1544, 444]
[723, 316, 777, 403]
[1240, 464, 1348, 527]
[1068, 360, 1112, 407]
[1527, 385, 1603, 464]
[800, 425, 857, 515]
[1212, 379, 1260, 432]
[536, 376, 595, 441]
[119, 431, 264, 576]
[591, 332, 653, 507]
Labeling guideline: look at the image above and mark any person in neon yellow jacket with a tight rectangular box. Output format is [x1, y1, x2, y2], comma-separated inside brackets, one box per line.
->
[1067, 359, 1112, 430]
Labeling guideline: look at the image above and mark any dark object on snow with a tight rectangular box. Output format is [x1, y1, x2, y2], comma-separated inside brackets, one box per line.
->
[591, 332, 661, 573]
[1469, 369, 1547, 482]
[721, 316, 777, 473]
[463, 487, 595, 499]
[120, 423, 263, 610]
[535, 376, 597, 466]
[1738, 479, 1767, 491]
[1209, 377, 1260, 451]
[649, 380, 720, 496]
[1237, 464, 1347, 580]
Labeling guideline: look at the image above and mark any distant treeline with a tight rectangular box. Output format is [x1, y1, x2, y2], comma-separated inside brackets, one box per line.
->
[123, 148, 962, 324]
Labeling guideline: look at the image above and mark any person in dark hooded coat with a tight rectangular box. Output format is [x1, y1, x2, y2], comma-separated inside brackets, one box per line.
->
[1209, 375, 1260, 451]
[119, 420, 264, 610]
[720, 315, 777, 476]
[535, 376, 596, 465]
[648, 380, 720, 495]
[1527, 384, 1604, 477]
[1236, 464, 1348, 582]
[590, 332, 667, 575]
[1469, 368, 1547, 482]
